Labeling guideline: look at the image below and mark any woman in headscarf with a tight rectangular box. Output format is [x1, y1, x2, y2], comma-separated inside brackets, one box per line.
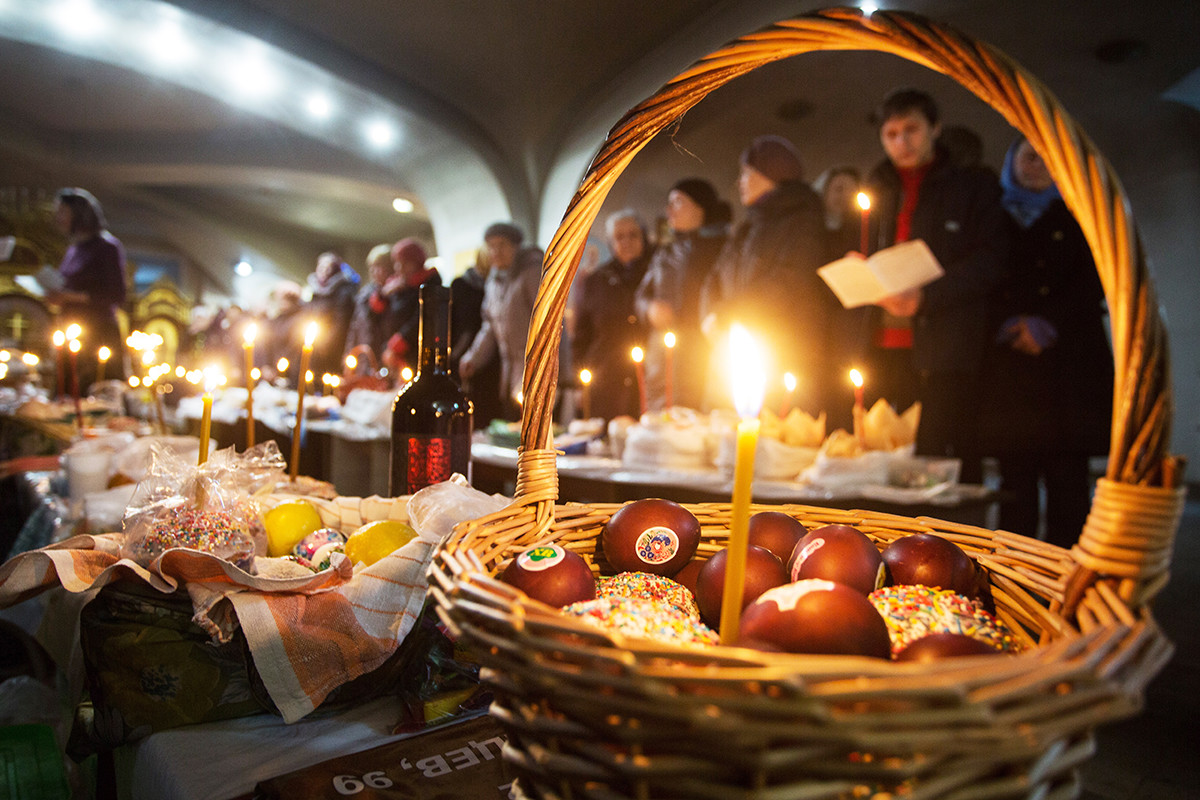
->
[979, 136, 1113, 546]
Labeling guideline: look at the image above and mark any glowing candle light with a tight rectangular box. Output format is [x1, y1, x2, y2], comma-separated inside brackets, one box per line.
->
[243, 323, 257, 447]
[849, 368, 865, 446]
[97, 346, 111, 383]
[631, 346, 647, 416]
[663, 331, 676, 410]
[276, 357, 289, 374]
[290, 322, 318, 480]
[52, 329, 65, 398]
[198, 369, 220, 466]
[68, 337, 83, 428]
[344, 354, 357, 372]
[857, 192, 872, 255]
[779, 371, 797, 417]
[719, 324, 767, 646]
[400, 366, 413, 383]
[579, 368, 593, 420]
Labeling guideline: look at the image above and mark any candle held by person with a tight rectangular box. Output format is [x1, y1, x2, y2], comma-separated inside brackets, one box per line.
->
[663, 331, 676, 409]
[719, 324, 767, 646]
[243, 323, 257, 447]
[579, 368, 593, 420]
[291, 322, 318, 481]
[631, 346, 647, 416]
[857, 192, 871, 255]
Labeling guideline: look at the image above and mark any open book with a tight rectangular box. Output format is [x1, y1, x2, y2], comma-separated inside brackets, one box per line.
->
[817, 239, 944, 309]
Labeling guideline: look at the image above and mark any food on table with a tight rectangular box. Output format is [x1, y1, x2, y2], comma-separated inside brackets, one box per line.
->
[747, 511, 808, 563]
[597, 572, 699, 619]
[291, 527, 347, 568]
[263, 498, 325, 557]
[125, 504, 257, 568]
[787, 523, 885, 596]
[869, 584, 1019, 656]
[739, 579, 892, 658]
[563, 595, 717, 647]
[601, 498, 700, 576]
[881, 532, 979, 598]
[694, 544, 788, 629]
[500, 544, 597, 608]
[343, 519, 418, 567]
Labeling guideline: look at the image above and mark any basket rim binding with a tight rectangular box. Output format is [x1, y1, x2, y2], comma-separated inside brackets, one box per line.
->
[430, 12, 1183, 797]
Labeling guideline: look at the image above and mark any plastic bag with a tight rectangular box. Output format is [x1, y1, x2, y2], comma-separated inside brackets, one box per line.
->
[119, 441, 288, 568]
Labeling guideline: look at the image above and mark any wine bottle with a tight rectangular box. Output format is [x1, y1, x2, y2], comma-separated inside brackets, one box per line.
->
[389, 283, 474, 495]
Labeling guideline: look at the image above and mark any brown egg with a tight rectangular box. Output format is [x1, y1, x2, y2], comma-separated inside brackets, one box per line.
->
[881, 532, 978, 597]
[787, 524, 884, 596]
[694, 544, 787, 629]
[601, 498, 700, 576]
[739, 579, 891, 658]
[895, 632, 1003, 662]
[499, 543, 596, 608]
[748, 511, 808, 563]
[672, 558, 706, 597]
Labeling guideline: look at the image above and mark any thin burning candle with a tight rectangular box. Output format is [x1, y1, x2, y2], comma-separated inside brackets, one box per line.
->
[849, 368, 865, 445]
[857, 192, 871, 255]
[243, 323, 257, 448]
[52, 330, 65, 398]
[290, 322, 318, 481]
[198, 370, 220, 466]
[631, 346, 647, 416]
[663, 331, 676, 410]
[67, 338, 82, 428]
[579, 368, 593, 420]
[97, 346, 111, 383]
[719, 324, 767, 646]
[780, 372, 797, 417]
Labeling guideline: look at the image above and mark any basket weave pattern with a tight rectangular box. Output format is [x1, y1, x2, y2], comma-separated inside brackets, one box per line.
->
[431, 9, 1185, 799]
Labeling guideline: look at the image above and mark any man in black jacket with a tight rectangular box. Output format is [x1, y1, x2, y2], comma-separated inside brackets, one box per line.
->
[863, 88, 1010, 479]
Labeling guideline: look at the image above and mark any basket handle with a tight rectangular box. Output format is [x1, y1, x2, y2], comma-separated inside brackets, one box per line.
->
[514, 8, 1182, 606]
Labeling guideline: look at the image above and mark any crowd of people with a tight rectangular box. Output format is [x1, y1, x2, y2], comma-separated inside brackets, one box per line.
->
[52, 85, 1112, 546]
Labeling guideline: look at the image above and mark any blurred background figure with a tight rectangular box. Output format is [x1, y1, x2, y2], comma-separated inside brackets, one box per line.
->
[266, 280, 305, 382]
[47, 187, 127, 388]
[636, 178, 729, 412]
[381, 238, 440, 376]
[343, 244, 394, 367]
[305, 251, 359, 377]
[570, 209, 652, 420]
[459, 222, 543, 421]
[979, 136, 1112, 546]
[450, 248, 502, 424]
[815, 165, 863, 264]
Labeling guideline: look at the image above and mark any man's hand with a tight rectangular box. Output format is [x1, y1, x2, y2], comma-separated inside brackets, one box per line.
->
[877, 287, 922, 317]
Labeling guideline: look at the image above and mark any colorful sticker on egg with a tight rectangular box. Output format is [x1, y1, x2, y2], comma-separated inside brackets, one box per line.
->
[790, 537, 826, 580]
[517, 544, 566, 572]
[635, 526, 679, 565]
[760, 579, 838, 612]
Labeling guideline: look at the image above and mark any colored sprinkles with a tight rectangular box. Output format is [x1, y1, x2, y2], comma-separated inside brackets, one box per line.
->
[596, 572, 701, 619]
[869, 584, 1019, 656]
[130, 505, 255, 566]
[563, 596, 717, 646]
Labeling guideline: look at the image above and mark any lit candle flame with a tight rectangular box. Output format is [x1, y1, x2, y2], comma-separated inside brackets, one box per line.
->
[729, 324, 767, 419]
[203, 367, 222, 393]
[328, 375, 341, 388]
[0, 350, 10, 362]
[345, 354, 357, 370]
[128, 376, 139, 388]
[849, 368, 864, 389]
[579, 368, 592, 386]
[68, 339, 81, 354]
[243, 322, 257, 345]
[401, 366, 413, 382]
[22, 353, 39, 366]
[304, 370, 313, 383]
[98, 346, 112, 362]
[783, 372, 797, 392]
[277, 357, 289, 373]
[52, 330, 65, 347]
[664, 331, 676, 349]
[175, 366, 186, 378]
[857, 192, 871, 212]
[250, 367, 261, 380]
[631, 346, 644, 364]
[65, 323, 82, 340]
[303, 322, 318, 349]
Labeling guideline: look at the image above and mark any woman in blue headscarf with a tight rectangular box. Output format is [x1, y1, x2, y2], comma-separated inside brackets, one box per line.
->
[978, 137, 1113, 547]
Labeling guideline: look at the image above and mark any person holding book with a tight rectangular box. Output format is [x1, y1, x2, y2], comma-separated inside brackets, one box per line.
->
[862, 88, 1010, 479]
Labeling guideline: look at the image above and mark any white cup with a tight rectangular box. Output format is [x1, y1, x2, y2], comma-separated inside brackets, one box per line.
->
[64, 448, 112, 501]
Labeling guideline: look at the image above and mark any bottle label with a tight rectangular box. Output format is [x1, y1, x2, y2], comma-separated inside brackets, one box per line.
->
[406, 435, 454, 491]
[635, 526, 679, 565]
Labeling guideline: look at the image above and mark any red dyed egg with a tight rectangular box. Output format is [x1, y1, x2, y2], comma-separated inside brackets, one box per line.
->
[895, 632, 1003, 663]
[500, 543, 596, 608]
[694, 544, 787, 629]
[787, 524, 884, 595]
[601, 498, 700, 576]
[748, 511, 807, 563]
[672, 558, 706, 597]
[739, 579, 891, 658]
[881, 532, 978, 597]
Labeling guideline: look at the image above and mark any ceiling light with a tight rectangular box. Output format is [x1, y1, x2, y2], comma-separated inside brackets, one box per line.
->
[861, 2, 879, 14]
[364, 119, 396, 149]
[227, 44, 279, 100]
[392, 197, 414, 214]
[305, 92, 333, 120]
[144, 17, 193, 69]
[48, 0, 107, 40]
[235, 260, 253, 276]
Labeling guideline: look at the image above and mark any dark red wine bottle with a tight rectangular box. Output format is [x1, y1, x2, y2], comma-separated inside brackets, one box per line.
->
[389, 283, 474, 495]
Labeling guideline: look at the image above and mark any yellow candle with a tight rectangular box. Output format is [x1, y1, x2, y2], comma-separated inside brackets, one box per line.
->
[291, 322, 318, 480]
[849, 368, 865, 446]
[579, 368, 592, 420]
[631, 345, 647, 415]
[718, 324, 767, 646]
[663, 331, 676, 409]
[243, 323, 257, 448]
[198, 385, 214, 465]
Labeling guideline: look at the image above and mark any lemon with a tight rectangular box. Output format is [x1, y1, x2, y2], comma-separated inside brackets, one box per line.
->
[344, 520, 418, 567]
[263, 499, 324, 557]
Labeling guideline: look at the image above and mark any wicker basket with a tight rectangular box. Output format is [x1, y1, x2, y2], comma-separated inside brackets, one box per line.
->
[430, 9, 1186, 799]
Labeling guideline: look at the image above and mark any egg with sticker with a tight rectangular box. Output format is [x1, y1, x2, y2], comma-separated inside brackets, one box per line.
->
[500, 543, 597, 608]
[739, 579, 892, 658]
[601, 498, 700, 576]
[787, 524, 884, 596]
